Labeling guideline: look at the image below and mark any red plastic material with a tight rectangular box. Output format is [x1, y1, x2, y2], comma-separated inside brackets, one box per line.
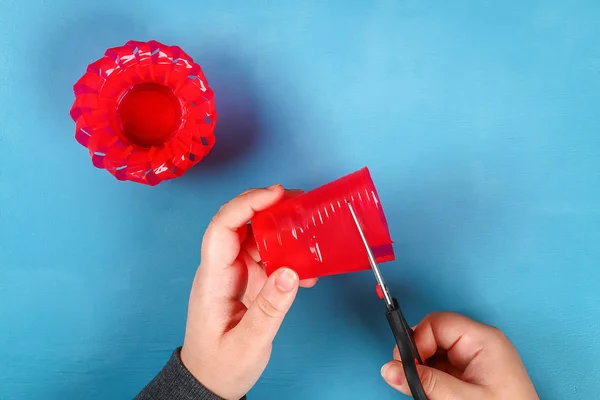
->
[252, 167, 395, 280]
[70, 40, 217, 185]
[376, 284, 384, 300]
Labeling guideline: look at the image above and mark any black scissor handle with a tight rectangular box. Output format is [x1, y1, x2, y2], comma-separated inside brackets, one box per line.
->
[386, 298, 428, 400]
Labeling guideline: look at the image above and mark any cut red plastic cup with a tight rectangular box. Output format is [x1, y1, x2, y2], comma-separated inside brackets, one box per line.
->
[70, 40, 217, 185]
[252, 167, 395, 280]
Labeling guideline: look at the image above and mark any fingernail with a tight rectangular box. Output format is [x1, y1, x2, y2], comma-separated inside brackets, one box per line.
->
[381, 363, 405, 386]
[380, 364, 388, 376]
[268, 184, 282, 191]
[275, 268, 298, 292]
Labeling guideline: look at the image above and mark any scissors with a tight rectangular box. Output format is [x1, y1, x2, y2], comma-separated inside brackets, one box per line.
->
[347, 202, 429, 400]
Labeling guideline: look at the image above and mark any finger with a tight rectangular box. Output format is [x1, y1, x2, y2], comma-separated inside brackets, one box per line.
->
[241, 225, 261, 262]
[299, 278, 318, 288]
[232, 268, 299, 348]
[381, 360, 487, 400]
[239, 188, 261, 196]
[426, 354, 465, 379]
[413, 312, 510, 371]
[242, 255, 268, 306]
[202, 185, 285, 268]
[244, 264, 315, 304]
[392, 345, 464, 378]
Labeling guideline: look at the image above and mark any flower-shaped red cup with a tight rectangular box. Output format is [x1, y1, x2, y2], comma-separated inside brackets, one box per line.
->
[70, 40, 217, 185]
[251, 167, 395, 280]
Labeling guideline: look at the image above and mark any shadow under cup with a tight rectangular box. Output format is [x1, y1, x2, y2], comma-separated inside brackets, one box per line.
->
[251, 167, 395, 280]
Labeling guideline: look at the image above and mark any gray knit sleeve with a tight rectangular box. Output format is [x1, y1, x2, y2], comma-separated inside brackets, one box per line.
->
[135, 347, 246, 400]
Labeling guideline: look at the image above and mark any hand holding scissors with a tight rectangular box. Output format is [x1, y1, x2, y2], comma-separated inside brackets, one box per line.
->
[348, 203, 538, 400]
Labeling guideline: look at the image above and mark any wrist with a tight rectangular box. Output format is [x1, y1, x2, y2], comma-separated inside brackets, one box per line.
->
[136, 347, 226, 400]
[181, 345, 241, 400]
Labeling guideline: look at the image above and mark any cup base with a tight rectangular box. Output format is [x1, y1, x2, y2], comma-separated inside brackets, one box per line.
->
[117, 82, 182, 148]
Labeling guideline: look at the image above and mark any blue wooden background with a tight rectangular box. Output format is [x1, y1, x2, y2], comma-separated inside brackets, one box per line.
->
[1, 1, 599, 399]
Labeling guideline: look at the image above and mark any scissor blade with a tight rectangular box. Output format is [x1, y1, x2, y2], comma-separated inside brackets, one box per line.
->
[347, 202, 394, 309]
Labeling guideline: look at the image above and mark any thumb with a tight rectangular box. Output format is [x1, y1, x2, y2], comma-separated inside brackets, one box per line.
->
[234, 268, 299, 347]
[381, 361, 485, 400]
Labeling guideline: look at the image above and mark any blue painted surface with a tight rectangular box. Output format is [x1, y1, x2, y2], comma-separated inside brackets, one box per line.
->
[1, 1, 599, 398]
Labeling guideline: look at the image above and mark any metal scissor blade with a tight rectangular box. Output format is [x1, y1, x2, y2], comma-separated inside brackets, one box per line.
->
[347, 202, 394, 309]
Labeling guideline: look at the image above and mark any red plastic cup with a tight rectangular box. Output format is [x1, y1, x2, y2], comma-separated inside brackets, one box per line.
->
[70, 40, 217, 185]
[252, 167, 395, 280]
